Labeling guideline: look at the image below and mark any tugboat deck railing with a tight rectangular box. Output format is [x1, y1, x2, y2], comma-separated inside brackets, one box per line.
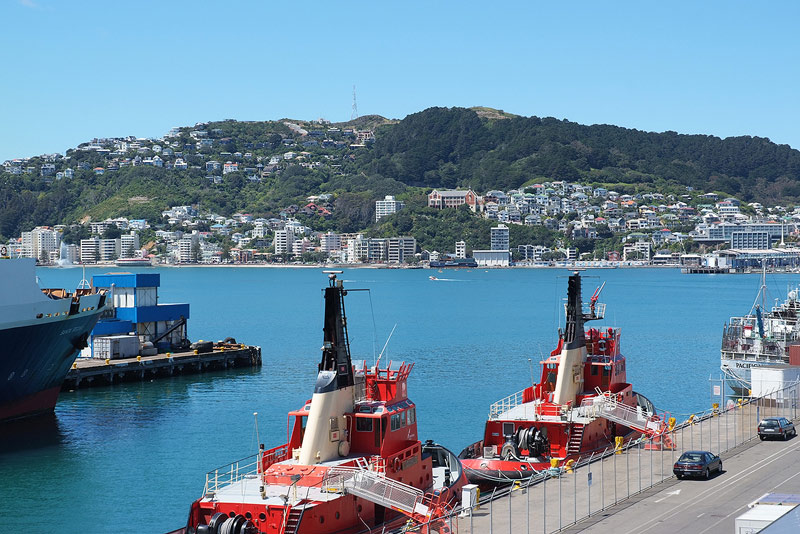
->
[203, 453, 260, 496]
[489, 389, 526, 419]
[203, 444, 289, 495]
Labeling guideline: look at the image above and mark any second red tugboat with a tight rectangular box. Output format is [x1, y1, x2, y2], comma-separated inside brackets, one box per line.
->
[177, 272, 465, 534]
[460, 271, 672, 487]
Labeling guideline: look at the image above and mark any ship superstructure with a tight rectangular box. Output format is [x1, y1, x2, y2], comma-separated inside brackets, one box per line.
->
[178, 272, 465, 534]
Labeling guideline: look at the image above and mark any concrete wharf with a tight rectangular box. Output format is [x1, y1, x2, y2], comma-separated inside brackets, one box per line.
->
[439, 385, 800, 534]
[63, 343, 261, 389]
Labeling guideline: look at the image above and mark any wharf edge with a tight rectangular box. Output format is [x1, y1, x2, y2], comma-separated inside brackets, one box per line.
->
[63, 343, 262, 389]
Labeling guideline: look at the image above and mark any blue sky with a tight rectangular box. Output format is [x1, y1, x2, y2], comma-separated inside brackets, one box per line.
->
[1, 0, 798, 161]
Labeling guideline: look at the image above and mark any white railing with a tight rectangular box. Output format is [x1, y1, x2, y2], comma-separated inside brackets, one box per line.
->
[489, 388, 526, 419]
[582, 302, 606, 320]
[203, 454, 260, 496]
[580, 395, 656, 434]
[324, 465, 425, 516]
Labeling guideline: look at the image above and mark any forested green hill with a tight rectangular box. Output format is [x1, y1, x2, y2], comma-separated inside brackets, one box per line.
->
[2, 107, 799, 243]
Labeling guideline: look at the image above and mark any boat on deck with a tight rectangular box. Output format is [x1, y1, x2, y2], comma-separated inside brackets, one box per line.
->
[459, 271, 669, 487]
[174, 272, 465, 534]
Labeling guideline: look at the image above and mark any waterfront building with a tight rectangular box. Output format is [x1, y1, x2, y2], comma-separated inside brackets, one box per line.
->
[177, 234, 199, 263]
[99, 238, 121, 262]
[490, 224, 510, 251]
[20, 226, 60, 262]
[291, 238, 312, 256]
[375, 195, 405, 221]
[347, 235, 369, 263]
[693, 222, 788, 244]
[455, 240, 466, 259]
[473, 250, 511, 266]
[730, 231, 771, 250]
[80, 238, 100, 264]
[367, 238, 388, 262]
[273, 228, 294, 255]
[387, 237, 416, 263]
[120, 233, 141, 258]
[320, 232, 342, 252]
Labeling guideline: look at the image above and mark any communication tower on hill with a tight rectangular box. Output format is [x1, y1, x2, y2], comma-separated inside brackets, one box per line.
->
[351, 85, 359, 121]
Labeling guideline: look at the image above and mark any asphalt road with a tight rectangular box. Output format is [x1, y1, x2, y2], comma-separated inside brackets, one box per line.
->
[571, 434, 800, 534]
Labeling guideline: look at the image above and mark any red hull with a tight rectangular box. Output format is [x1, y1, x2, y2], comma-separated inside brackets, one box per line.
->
[0, 386, 60, 423]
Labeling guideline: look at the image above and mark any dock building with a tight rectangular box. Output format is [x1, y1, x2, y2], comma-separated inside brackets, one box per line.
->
[88, 272, 190, 358]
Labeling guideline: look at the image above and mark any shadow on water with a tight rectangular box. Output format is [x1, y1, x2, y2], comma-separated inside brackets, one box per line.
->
[0, 413, 64, 454]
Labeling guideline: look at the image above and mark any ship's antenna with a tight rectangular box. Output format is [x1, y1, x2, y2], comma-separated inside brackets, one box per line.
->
[253, 411, 261, 449]
[528, 358, 534, 388]
[368, 289, 377, 366]
[375, 324, 397, 370]
[752, 262, 767, 313]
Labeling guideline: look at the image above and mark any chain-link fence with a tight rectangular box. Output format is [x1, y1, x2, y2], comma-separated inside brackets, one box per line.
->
[404, 381, 799, 534]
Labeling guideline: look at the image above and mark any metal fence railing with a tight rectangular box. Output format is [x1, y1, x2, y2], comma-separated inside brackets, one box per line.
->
[402, 381, 800, 534]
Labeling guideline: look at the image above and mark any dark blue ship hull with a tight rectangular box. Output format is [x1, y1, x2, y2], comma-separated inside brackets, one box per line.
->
[0, 311, 102, 422]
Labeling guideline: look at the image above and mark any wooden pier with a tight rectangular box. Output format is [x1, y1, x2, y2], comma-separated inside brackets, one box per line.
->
[63, 344, 262, 389]
[681, 266, 731, 274]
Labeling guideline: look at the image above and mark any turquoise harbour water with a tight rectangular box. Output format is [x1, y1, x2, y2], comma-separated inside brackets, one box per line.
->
[2, 266, 797, 532]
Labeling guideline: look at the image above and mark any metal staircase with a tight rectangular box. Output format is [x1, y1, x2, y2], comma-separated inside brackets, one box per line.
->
[324, 465, 428, 518]
[579, 392, 675, 450]
[281, 507, 303, 534]
[567, 424, 585, 455]
[580, 395, 655, 435]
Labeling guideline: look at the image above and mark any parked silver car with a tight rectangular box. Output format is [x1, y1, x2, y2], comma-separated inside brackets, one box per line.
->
[758, 417, 796, 440]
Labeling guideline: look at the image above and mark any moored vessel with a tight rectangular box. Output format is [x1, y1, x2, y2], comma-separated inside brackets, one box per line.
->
[721, 270, 800, 396]
[115, 257, 153, 267]
[459, 271, 670, 486]
[0, 258, 106, 422]
[176, 272, 465, 534]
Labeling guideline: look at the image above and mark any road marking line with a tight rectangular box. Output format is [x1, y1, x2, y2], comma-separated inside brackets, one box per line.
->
[654, 489, 681, 503]
[694, 463, 800, 534]
[620, 441, 800, 534]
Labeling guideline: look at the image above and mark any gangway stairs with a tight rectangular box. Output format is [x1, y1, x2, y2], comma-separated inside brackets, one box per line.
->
[566, 424, 585, 455]
[580, 391, 675, 449]
[323, 458, 453, 532]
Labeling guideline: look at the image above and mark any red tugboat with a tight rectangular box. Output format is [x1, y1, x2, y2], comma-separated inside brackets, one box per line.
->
[177, 272, 465, 534]
[459, 271, 672, 486]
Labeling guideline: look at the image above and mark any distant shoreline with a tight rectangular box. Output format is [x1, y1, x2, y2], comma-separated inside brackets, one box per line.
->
[42, 262, 682, 270]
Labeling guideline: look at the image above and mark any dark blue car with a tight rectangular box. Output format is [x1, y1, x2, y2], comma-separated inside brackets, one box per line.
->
[673, 450, 722, 479]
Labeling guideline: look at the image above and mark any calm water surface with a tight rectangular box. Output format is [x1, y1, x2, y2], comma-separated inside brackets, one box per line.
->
[2, 266, 797, 532]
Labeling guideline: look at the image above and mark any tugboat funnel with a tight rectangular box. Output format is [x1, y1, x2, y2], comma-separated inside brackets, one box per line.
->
[552, 272, 587, 406]
[298, 272, 355, 465]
